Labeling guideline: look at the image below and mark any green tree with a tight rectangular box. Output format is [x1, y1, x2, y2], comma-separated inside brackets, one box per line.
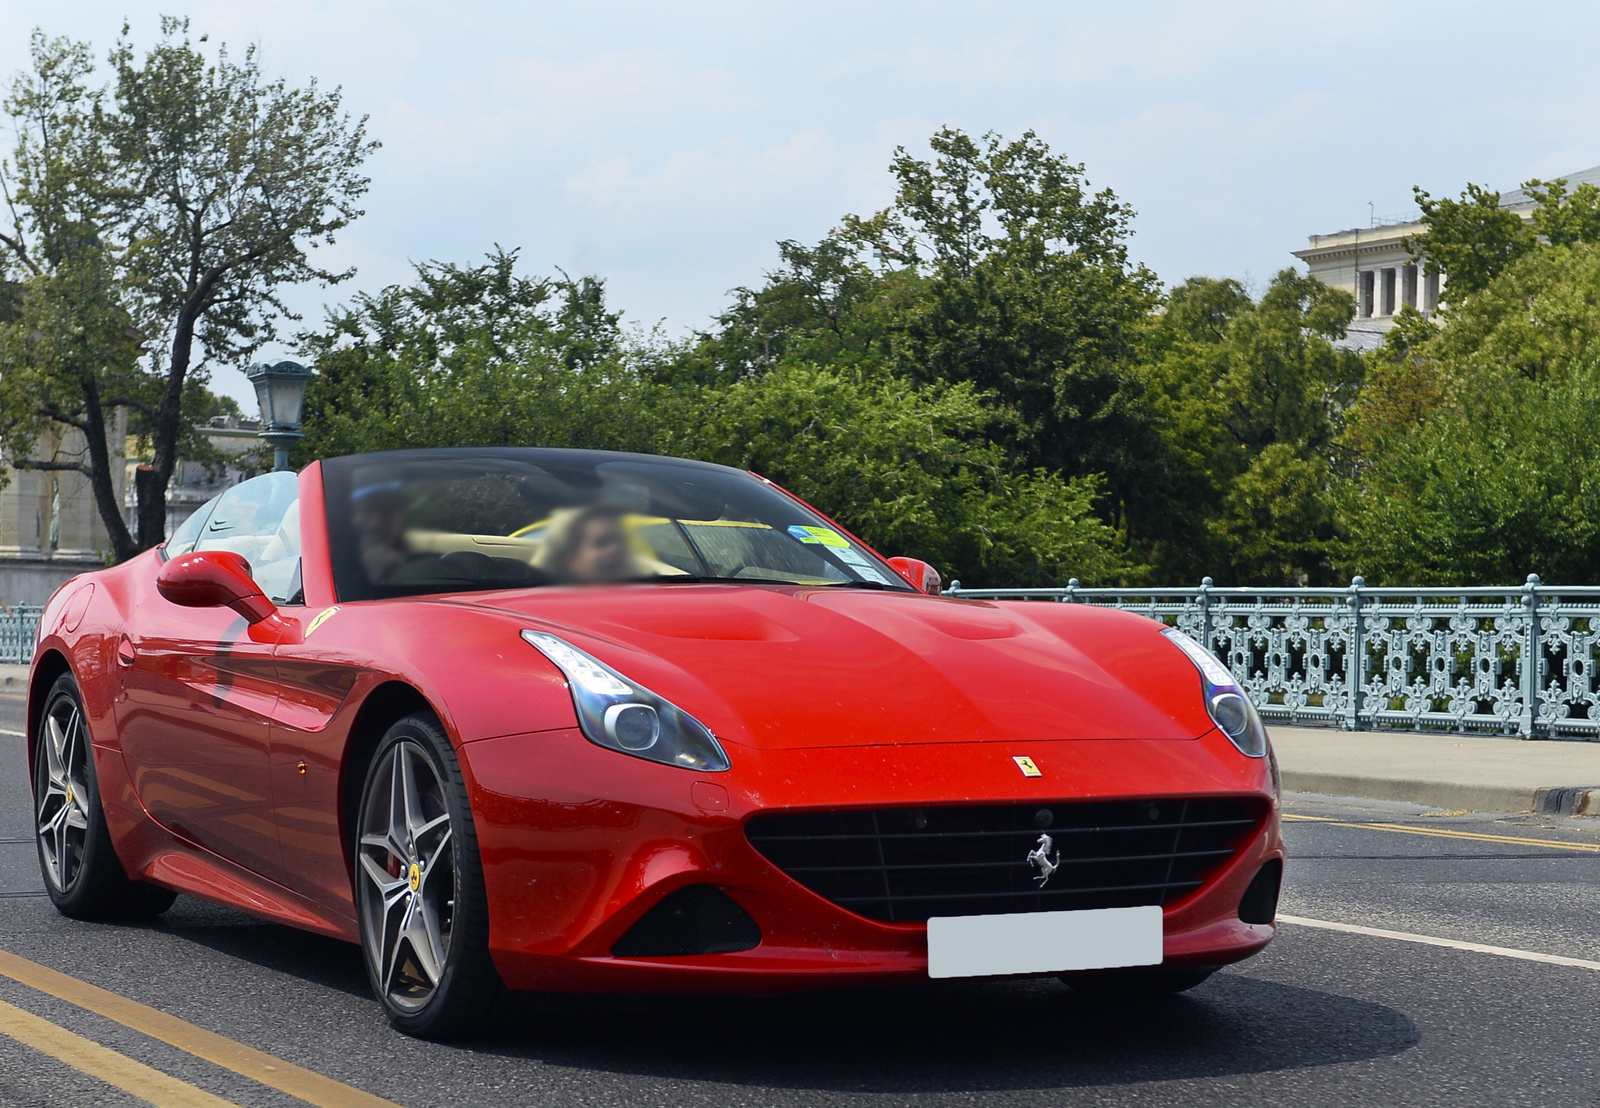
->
[1139, 270, 1360, 583]
[0, 21, 376, 558]
[1524, 177, 1600, 248]
[851, 128, 1165, 538]
[1407, 182, 1534, 299]
[1338, 242, 1600, 583]
[655, 362, 1135, 585]
[0, 35, 151, 560]
[297, 250, 654, 461]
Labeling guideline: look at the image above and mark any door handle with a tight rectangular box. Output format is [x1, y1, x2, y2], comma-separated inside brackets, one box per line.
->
[116, 635, 136, 667]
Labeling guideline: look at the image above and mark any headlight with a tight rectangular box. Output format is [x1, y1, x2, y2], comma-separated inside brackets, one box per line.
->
[521, 630, 731, 772]
[1161, 627, 1268, 758]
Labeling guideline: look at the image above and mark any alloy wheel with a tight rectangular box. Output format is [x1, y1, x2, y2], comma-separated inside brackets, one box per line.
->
[36, 693, 90, 893]
[357, 740, 457, 1011]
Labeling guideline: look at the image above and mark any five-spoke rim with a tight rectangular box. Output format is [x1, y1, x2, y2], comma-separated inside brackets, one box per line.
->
[357, 740, 455, 1011]
[36, 692, 90, 893]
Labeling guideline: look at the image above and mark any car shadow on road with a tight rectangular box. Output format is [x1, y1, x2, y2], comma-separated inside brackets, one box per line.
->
[103, 898, 1419, 1092]
[474, 973, 1418, 1092]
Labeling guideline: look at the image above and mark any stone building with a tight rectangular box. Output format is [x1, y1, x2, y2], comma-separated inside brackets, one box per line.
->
[1292, 163, 1600, 350]
[0, 417, 127, 606]
[0, 414, 266, 607]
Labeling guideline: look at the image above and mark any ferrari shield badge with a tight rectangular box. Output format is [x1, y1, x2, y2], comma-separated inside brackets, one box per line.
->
[1027, 833, 1060, 886]
[1012, 755, 1042, 777]
[305, 606, 340, 638]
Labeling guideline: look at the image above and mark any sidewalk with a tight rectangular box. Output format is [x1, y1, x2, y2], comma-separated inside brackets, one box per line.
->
[0, 664, 27, 690]
[1271, 725, 1600, 815]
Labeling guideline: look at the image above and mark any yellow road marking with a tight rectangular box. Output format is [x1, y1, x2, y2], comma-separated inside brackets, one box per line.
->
[0, 948, 404, 1108]
[0, 995, 239, 1107]
[1283, 813, 1600, 852]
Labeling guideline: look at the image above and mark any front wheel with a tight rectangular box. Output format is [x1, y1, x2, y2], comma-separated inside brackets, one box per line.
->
[34, 673, 177, 920]
[354, 713, 503, 1038]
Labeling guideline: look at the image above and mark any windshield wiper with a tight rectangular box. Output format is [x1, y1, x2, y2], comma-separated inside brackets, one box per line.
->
[648, 575, 906, 590]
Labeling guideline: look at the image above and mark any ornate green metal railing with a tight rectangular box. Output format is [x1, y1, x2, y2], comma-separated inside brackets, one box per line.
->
[0, 607, 43, 665]
[944, 576, 1600, 740]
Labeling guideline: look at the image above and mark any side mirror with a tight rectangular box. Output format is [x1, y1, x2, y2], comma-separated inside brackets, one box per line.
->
[887, 556, 942, 595]
[157, 550, 277, 624]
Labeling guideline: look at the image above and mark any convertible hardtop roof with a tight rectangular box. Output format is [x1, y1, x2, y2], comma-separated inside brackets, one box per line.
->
[318, 446, 747, 477]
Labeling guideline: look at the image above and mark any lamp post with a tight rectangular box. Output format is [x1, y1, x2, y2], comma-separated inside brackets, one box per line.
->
[245, 358, 313, 472]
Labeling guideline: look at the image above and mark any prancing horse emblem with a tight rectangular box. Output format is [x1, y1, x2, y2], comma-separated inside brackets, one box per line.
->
[1026, 833, 1060, 886]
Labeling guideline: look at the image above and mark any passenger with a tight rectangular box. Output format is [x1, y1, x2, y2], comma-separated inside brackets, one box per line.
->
[542, 506, 632, 582]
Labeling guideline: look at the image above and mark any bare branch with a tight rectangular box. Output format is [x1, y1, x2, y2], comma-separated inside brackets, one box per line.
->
[12, 458, 92, 476]
[102, 397, 156, 419]
[37, 406, 88, 431]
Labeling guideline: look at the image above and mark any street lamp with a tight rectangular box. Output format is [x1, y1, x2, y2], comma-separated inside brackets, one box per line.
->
[246, 358, 313, 472]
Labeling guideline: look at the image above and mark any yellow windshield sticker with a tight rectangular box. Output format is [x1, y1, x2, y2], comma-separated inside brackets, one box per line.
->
[787, 525, 849, 548]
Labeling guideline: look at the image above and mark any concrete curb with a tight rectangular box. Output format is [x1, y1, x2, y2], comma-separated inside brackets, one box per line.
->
[1280, 771, 1541, 815]
[1281, 770, 1600, 817]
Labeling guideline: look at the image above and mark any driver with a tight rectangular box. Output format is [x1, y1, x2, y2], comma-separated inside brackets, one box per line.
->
[350, 481, 408, 584]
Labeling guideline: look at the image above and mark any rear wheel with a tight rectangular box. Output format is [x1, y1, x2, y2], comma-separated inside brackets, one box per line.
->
[354, 713, 503, 1038]
[34, 674, 177, 920]
[1060, 966, 1216, 996]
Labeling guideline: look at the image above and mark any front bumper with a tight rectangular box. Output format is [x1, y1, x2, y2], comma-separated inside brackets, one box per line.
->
[461, 727, 1284, 993]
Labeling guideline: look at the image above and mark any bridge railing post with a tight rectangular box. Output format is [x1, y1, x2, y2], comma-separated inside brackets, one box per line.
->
[1198, 576, 1213, 652]
[1521, 574, 1542, 738]
[1346, 576, 1365, 731]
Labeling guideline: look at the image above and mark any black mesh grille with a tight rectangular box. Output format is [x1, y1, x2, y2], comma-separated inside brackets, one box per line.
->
[745, 797, 1266, 924]
[612, 885, 762, 957]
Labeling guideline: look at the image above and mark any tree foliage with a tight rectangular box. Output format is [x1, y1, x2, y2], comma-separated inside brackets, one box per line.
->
[1338, 242, 1600, 583]
[1138, 271, 1361, 583]
[0, 21, 374, 558]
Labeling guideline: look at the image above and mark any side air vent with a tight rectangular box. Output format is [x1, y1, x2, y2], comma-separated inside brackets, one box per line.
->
[1238, 858, 1282, 925]
[611, 886, 761, 957]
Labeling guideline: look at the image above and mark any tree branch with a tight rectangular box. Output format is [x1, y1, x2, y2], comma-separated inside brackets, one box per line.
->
[37, 406, 88, 432]
[13, 459, 92, 475]
[103, 397, 157, 420]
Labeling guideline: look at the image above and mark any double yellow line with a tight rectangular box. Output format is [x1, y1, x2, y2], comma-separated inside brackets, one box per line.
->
[1283, 812, 1600, 852]
[0, 948, 401, 1107]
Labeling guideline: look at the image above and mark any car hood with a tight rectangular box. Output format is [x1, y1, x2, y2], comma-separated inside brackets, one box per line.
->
[451, 584, 1212, 751]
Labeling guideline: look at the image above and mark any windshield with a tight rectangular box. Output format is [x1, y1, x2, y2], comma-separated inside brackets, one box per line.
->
[320, 448, 910, 601]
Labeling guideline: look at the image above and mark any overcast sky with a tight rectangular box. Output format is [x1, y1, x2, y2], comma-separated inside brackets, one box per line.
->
[4, 1, 1600, 407]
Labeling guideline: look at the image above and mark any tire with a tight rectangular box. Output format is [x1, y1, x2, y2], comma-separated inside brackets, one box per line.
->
[1060, 966, 1216, 997]
[354, 712, 504, 1038]
[33, 673, 178, 920]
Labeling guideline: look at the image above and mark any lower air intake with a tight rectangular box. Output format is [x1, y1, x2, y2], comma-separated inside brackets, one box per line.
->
[611, 885, 761, 957]
[746, 796, 1267, 924]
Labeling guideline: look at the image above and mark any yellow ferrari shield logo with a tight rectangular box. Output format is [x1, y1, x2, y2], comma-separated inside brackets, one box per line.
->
[305, 606, 340, 638]
[1013, 755, 1042, 778]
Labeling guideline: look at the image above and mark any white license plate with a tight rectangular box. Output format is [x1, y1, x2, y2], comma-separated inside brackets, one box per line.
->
[926, 905, 1163, 979]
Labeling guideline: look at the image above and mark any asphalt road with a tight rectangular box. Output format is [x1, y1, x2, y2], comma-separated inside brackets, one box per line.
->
[2, 688, 1599, 1107]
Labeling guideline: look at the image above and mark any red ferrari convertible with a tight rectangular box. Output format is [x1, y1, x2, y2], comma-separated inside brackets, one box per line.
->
[28, 448, 1283, 1037]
